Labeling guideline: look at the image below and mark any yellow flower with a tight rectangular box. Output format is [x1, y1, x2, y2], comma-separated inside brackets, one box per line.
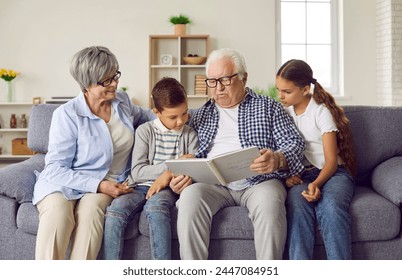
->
[0, 68, 21, 82]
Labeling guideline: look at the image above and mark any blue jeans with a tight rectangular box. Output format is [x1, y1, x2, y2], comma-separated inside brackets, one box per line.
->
[286, 166, 355, 260]
[102, 185, 178, 260]
[144, 188, 178, 259]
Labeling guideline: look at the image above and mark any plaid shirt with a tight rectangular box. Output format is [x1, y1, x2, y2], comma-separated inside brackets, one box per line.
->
[189, 88, 305, 185]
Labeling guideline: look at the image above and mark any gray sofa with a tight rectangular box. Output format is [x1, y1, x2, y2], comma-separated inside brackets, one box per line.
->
[1, 104, 402, 260]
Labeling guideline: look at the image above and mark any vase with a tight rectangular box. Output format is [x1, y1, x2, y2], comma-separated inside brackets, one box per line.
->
[174, 24, 186, 36]
[6, 80, 13, 102]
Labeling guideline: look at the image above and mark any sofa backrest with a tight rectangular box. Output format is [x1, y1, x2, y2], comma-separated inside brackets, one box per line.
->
[27, 104, 59, 154]
[344, 106, 402, 184]
[27, 104, 402, 185]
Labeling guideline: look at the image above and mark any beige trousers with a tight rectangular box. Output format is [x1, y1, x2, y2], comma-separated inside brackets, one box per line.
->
[177, 179, 287, 260]
[35, 192, 112, 260]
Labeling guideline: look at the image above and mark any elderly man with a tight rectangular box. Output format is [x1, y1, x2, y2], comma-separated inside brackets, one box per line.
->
[170, 48, 305, 259]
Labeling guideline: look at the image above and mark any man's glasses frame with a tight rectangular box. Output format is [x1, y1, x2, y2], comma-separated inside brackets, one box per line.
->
[97, 71, 121, 87]
[205, 73, 239, 88]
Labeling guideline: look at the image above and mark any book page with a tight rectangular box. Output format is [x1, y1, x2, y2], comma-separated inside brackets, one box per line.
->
[165, 159, 222, 185]
[211, 146, 260, 184]
[165, 146, 261, 185]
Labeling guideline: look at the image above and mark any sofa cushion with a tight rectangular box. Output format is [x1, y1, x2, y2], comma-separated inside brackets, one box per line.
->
[138, 206, 254, 240]
[137, 187, 400, 244]
[0, 154, 45, 203]
[344, 106, 402, 184]
[27, 104, 58, 154]
[371, 157, 402, 206]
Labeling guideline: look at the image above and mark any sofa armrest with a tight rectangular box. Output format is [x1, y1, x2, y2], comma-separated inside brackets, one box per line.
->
[0, 154, 45, 203]
[371, 156, 402, 206]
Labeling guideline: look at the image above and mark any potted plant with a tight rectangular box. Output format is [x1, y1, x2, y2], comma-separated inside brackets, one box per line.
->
[169, 14, 191, 36]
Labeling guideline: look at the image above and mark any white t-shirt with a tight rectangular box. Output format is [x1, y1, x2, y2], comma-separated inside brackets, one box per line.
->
[208, 104, 248, 190]
[104, 107, 134, 181]
[285, 98, 343, 169]
[207, 105, 242, 158]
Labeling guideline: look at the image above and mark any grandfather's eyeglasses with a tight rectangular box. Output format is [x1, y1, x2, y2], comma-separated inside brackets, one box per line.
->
[205, 73, 239, 88]
[97, 71, 121, 87]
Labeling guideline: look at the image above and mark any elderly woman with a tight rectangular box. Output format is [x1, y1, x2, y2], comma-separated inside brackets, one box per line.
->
[32, 46, 154, 259]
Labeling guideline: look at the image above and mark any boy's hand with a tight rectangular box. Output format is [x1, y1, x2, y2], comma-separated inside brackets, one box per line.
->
[146, 170, 172, 199]
[285, 175, 303, 187]
[179, 154, 194, 159]
[146, 185, 163, 199]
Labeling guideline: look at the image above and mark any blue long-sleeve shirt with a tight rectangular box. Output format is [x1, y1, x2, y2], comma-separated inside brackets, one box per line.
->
[32, 91, 155, 205]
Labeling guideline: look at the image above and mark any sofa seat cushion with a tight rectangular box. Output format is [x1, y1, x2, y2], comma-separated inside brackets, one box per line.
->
[138, 206, 254, 240]
[349, 186, 400, 242]
[137, 186, 400, 245]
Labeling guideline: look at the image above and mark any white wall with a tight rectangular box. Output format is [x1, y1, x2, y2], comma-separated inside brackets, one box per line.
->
[0, 0, 377, 107]
[341, 0, 377, 106]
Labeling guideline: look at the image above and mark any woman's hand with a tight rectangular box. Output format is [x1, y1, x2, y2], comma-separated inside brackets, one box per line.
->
[169, 174, 192, 194]
[285, 175, 303, 187]
[97, 180, 133, 198]
[301, 182, 321, 202]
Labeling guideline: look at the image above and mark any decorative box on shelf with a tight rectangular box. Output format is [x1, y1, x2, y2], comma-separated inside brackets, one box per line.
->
[12, 138, 35, 155]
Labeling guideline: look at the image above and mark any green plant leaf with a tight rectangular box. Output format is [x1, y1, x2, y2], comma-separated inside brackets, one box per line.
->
[252, 84, 278, 101]
[169, 14, 191, 25]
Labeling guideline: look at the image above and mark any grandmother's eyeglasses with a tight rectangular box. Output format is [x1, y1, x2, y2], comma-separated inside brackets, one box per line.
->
[97, 71, 121, 87]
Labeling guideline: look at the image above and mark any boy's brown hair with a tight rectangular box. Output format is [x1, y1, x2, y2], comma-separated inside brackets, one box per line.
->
[152, 77, 187, 112]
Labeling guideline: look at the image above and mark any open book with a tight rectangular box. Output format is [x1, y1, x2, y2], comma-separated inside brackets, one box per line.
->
[165, 146, 261, 185]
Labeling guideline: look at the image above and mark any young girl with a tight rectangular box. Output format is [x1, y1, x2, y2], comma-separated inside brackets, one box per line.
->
[276, 59, 356, 260]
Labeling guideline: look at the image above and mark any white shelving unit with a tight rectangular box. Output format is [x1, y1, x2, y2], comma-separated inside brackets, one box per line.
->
[0, 102, 34, 163]
[149, 34, 210, 109]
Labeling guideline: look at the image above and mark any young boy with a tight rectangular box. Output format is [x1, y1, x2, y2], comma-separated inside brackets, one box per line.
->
[103, 77, 198, 259]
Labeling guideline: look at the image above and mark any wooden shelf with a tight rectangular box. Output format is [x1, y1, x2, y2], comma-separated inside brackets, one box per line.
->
[149, 34, 210, 109]
[0, 128, 29, 132]
[0, 102, 33, 106]
[0, 102, 34, 163]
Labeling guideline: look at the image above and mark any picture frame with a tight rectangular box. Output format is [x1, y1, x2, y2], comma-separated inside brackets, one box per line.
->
[32, 97, 41, 105]
[160, 54, 172, 65]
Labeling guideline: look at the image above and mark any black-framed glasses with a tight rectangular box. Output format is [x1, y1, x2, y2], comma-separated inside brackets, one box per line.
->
[97, 71, 121, 87]
[205, 73, 238, 88]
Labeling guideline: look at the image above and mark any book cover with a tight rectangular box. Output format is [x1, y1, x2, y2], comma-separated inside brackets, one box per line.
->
[165, 146, 261, 185]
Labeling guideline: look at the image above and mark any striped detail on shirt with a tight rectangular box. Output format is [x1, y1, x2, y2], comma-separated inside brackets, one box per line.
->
[153, 120, 182, 165]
